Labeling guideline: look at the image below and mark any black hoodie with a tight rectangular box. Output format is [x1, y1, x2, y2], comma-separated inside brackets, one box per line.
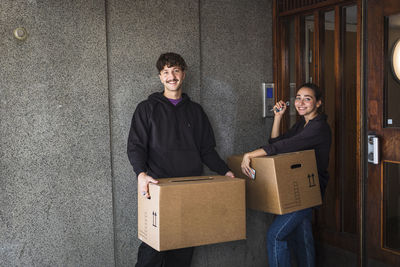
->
[127, 92, 230, 179]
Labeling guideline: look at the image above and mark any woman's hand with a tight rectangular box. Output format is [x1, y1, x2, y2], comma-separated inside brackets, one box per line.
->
[270, 100, 286, 138]
[273, 100, 288, 116]
[241, 153, 254, 178]
[240, 149, 267, 178]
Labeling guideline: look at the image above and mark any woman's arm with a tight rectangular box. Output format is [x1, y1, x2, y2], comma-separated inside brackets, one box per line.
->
[264, 120, 330, 155]
[270, 101, 287, 138]
[240, 101, 287, 178]
[241, 148, 267, 178]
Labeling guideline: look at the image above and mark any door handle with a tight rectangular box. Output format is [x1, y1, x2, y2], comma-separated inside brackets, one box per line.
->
[367, 134, 379, 164]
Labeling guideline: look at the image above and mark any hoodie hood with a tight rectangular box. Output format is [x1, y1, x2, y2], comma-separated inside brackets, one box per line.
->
[148, 91, 190, 107]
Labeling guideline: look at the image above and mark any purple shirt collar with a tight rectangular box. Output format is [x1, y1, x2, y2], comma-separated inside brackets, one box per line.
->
[168, 97, 182, 106]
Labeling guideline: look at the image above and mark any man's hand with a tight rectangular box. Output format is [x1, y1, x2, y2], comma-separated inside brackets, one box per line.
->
[225, 171, 235, 178]
[138, 172, 158, 199]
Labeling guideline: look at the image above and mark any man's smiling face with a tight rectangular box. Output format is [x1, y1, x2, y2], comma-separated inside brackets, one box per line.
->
[159, 65, 185, 94]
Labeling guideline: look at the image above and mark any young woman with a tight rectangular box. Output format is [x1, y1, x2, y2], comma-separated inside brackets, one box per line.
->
[241, 83, 331, 267]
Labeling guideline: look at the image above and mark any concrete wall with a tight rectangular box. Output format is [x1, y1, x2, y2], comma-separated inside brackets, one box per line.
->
[0, 1, 114, 266]
[106, 0, 204, 265]
[109, 0, 274, 266]
[194, 1, 274, 266]
[1, 0, 274, 266]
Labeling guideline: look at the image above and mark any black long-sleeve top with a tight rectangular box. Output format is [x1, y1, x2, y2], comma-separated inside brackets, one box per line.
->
[127, 92, 229, 179]
[262, 114, 332, 197]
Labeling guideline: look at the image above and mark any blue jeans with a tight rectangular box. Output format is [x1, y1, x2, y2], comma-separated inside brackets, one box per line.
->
[267, 208, 315, 267]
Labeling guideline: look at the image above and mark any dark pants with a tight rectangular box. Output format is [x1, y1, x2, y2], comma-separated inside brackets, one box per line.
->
[135, 242, 194, 267]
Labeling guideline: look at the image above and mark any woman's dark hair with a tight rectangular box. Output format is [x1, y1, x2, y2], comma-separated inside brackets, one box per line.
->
[156, 52, 187, 73]
[298, 83, 323, 101]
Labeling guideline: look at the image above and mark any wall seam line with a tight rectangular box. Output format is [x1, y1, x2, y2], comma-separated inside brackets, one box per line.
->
[104, 0, 118, 266]
[199, 0, 203, 105]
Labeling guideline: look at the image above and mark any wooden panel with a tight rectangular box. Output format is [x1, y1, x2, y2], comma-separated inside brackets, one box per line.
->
[366, 0, 384, 263]
[316, 1, 360, 249]
[342, 21, 358, 235]
[274, 0, 362, 260]
[280, 19, 290, 132]
[278, 0, 357, 17]
[314, 10, 325, 87]
[355, 4, 363, 265]
[334, 4, 343, 233]
[274, 0, 363, 262]
[318, 23, 337, 232]
[295, 16, 305, 87]
[273, 0, 279, 92]
[366, 0, 400, 265]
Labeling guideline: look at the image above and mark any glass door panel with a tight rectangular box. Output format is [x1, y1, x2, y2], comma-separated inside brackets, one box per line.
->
[342, 4, 358, 234]
[319, 9, 337, 231]
[286, 17, 297, 127]
[305, 14, 315, 83]
[385, 14, 400, 128]
[384, 161, 400, 252]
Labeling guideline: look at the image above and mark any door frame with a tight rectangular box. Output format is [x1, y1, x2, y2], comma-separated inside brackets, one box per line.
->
[364, 0, 400, 265]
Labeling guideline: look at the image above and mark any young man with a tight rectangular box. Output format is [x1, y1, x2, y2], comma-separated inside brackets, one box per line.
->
[127, 52, 234, 267]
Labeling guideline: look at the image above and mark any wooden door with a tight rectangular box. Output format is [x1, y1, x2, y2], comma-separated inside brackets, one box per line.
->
[273, 1, 362, 263]
[366, 0, 400, 265]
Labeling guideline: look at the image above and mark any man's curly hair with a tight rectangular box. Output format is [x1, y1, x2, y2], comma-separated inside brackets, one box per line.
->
[156, 52, 187, 73]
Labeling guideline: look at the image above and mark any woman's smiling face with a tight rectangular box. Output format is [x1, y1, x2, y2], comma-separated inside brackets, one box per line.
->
[295, 87, 321, 120]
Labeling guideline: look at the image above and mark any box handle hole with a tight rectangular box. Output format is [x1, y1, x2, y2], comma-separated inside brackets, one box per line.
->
[291, 164, 302, 169]
[170, 177, 214, 183]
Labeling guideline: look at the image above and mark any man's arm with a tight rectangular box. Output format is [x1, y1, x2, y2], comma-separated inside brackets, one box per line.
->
[127, 103, 158, 198]
[127, 103, 150, 176]
[198, 107, 231, 176]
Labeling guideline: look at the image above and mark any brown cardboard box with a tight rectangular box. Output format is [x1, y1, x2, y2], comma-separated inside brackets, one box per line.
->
[227, 150, 322, 215]
[137, 176, 246, 251]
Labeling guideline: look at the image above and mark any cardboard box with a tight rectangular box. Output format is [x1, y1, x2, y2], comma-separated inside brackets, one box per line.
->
[227, 150, 321, 215]
[138, 176, 246, 251]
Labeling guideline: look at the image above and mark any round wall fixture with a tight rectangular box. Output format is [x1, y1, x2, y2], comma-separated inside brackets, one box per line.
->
[13, 27, 28, 41]
[391, 38, 400, 83]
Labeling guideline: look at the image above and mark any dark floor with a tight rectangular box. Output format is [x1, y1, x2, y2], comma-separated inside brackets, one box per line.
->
[315, 243, 394, 267]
